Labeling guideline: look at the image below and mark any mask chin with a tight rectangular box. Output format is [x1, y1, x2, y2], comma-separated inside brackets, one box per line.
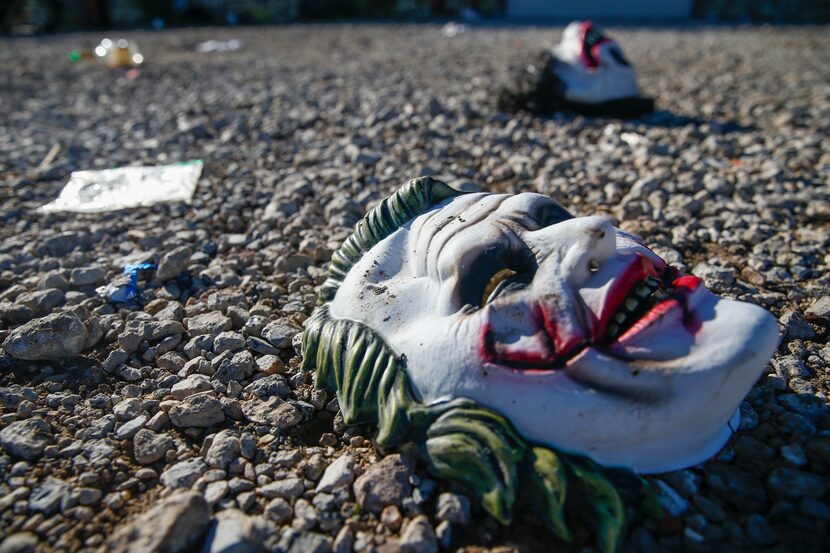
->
[564, 347, 672, 400]
[629, 407, 741, 474]
[475, 293, 780, 473]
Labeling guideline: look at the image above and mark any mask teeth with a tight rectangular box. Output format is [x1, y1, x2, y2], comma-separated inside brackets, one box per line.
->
[605, 278, 671, 340]
[584, 27, 606, 48]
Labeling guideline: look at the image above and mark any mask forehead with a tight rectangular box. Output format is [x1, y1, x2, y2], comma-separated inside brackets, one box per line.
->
[411, 192, 572, 278]
[339, 192, 574, 318]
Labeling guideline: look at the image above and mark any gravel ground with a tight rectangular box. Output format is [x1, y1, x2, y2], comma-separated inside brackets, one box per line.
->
[1, 23, 829, 553]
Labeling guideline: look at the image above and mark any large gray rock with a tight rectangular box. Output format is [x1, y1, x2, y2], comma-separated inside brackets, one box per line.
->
[0, 533, 38, 553]
[2, 311, 88, 360]
[213, 350, 254, 384]
[15, 288, 65, 317]
[400, 515, 438, 553]
[157, 246, 192, 281]
[205, 430, 240, 470]
[187, 312, 232, 337]
[261, 320, 300, 349]
[778, 393, 829, 421]
[171, 374, 213, 400]
[133, 429, 175, 465]
[199, 509, 264, 553]
[259, 478, 304, 500]
[39, 231, 90, 257]
[805, 296, 830, 321]
[113, 398, 142, 421]
[70, 265, 106, 286]
[436, 492, 471, 525]
[353, 454, 412, 514]
[781, 310, 816, 340]
[29, 477, 70, 516]
[83, 438, 118, 464]
[249, 374, 292, 399]
[213, 331, 245, 355]
[278, 530, 331, 553]
[0, 418, 52, 460]
[0, 302, 33, 325]
[241, 397, 301, 429]
[169, 392, 225, 428]
[692, 262, 735, 289]
[161, 458, 208, 489]
[315, 454, 356, 493]
[144, 320, 185, 341]
[331, 527, 353, 553]
[106, 491, 211, 553]
[772, 355, 811, 383]
[291, 498, 317, 531]
[37, 271, 69, 291]
[273, 254, 313, 274]
[264, 498, 292, 524]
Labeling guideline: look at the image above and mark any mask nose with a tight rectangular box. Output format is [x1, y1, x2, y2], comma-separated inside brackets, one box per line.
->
[527, 216, 616, 285]
[524, 216, 616, 356]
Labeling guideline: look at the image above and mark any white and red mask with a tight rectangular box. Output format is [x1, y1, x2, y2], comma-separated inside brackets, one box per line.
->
[329, 192, 780, 473]
[553, 21, 642, 105]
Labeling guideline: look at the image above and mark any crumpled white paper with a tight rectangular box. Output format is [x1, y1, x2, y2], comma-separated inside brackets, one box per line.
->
[38, 160, 203, 213]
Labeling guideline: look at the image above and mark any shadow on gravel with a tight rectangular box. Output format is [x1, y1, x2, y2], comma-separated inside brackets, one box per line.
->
[0, 355, 105, 391]
[509, 108, 756, 134]
[638, 109, 756, 132]
[293, 411, 337, 446]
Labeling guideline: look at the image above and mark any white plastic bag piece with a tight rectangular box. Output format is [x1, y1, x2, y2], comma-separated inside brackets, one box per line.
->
[39, 160, 203, 213]
[196, 39, 243, 53]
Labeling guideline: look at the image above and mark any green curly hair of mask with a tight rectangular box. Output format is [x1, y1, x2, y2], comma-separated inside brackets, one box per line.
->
[301, 177, 661, 553]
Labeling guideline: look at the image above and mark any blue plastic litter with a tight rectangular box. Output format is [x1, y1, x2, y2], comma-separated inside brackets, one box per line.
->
[123, 262, 156, 277]
[96, 263, 156, 303]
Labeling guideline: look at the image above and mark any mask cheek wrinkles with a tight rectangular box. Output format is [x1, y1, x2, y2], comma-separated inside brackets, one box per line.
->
[436, 274, 464, 316]
[435, 236, 480, 312]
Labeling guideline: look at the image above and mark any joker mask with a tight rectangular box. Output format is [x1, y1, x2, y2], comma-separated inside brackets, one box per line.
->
[302, 177, 779, 550]
[497, 21, 654, 117]
[553, 20, 642, 105]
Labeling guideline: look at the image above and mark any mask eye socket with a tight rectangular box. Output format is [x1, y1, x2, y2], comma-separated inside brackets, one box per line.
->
[588, 260, 600, 273]
[533, 202, 573, 228]
[457, 243, 536, 310]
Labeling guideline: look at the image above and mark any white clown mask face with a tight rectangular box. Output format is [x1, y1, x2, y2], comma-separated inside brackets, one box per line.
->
[329, 191, 780, 473]
[552, 21, 641, 105]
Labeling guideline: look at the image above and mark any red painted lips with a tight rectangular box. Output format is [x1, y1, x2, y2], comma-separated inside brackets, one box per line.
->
[482, 254, 702, 373]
